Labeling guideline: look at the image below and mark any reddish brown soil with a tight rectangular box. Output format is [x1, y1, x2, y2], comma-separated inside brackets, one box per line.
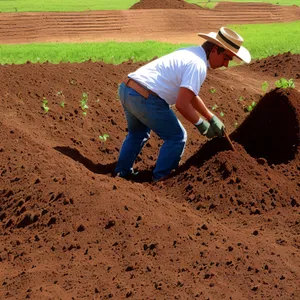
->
[1, 2, 300, 300]
[0, 2, 299, 44]
[130, 0, 201, 9]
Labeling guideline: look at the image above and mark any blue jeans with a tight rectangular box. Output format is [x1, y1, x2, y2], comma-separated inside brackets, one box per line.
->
[115, 82, 187, 181]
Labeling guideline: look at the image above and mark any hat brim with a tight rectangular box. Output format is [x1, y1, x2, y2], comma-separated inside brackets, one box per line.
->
[198, 32, 251, 64]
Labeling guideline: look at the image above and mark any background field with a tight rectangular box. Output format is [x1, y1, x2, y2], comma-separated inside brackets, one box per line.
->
[0, 0, 298, 12]
[0, 21, 299, 65]
[188, 0, 300, 8]
[0, 0, 138, 12]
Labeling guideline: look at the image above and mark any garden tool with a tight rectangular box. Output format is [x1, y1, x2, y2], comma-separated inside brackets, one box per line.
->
[223, 128, 235, 151]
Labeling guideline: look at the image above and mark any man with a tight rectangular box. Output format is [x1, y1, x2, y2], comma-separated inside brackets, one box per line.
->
[114, 27, 251, 182]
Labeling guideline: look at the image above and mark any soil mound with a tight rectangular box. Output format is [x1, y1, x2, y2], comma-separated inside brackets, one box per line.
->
[165, 88, 300, 215]
[0, 53, 299, 299]
[232, 88, 300, 165]
[130, 0, 201, 9]
[241, 52, 300, 80]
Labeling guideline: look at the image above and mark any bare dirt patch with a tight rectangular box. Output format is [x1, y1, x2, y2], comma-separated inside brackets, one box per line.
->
[0, 52, 299, 299]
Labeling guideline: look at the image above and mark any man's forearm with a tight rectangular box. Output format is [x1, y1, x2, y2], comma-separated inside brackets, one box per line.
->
[191, 95, 214, 121]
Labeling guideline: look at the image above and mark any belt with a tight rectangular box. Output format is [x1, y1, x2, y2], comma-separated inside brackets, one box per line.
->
[123, 77, 158, 99]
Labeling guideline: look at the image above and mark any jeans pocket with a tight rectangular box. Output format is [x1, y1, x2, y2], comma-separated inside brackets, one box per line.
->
[153, 97, 169, 113]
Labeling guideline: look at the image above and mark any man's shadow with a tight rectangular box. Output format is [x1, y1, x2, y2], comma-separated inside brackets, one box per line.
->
[54, 146, 154, 182]
[54, 135, 230, 183]
[54, 146, 117, 175]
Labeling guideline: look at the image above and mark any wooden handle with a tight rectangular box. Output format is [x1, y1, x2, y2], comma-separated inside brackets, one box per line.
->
[223, 129, 235, 151]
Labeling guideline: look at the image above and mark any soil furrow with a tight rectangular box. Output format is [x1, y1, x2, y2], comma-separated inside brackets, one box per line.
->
[0, 4, 298, 44]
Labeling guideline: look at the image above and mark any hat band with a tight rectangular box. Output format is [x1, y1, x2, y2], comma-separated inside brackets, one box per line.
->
[218, 30, 240, 50]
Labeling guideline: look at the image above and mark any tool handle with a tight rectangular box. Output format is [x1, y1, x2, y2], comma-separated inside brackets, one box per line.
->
[223, 129, 235, 151]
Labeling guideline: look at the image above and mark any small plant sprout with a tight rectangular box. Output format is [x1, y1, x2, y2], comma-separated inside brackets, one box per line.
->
[234, 121, 239, 128]
[41, 97, 49, 113]
[99, 133, 110, 142]
[209, 87, 217, 93]
[239, 96, 245, 101]
[212, 104, 218, 111]
[246, 101, 257, 112]
[220, 112, 225, 117]
[261, 81, 269, 93]
[80, 92, 89, 116]
[275, 78, 295, 89]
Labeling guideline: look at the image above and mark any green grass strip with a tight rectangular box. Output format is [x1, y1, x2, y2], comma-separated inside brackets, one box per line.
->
[0, 22, 298, 65]
[0, 0, 139, 12]
[0, 42, 191, 65]
[228, 22, 300, 59]
[187, 0, 300, 7]
[0, 0, 298, 12]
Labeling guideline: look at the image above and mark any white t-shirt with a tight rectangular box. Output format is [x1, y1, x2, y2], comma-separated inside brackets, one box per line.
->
[128, 46, 208, 105]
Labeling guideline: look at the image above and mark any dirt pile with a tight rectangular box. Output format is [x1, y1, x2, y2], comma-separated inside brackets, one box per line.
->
[0, 54, 299, 299]
[242, 52, 300, 80]
[130, 0, 201, 9]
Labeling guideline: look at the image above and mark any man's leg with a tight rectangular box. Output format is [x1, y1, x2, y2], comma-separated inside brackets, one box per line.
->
[133, 94, 187, 181]
[115, 83, 151, 177]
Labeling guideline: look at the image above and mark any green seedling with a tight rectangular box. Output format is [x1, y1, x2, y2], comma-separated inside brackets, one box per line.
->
[209, 87, 217, 94]
[246, 101, 257, 112]
[99, 134, 110, 142]
[41, 98, 49, 112]
[261, 81, 269, 93]
[220, 112, 225, 117]
[275, 78, 295, 89]
[238, 96, 245, 101]
[212, 104, 218, 111]
[80, 92, 89, 116]
[234, 122, 239, 128]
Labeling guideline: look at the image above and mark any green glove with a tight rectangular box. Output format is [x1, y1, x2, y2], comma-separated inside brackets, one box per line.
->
[195, 120, 217, 139]
[209, 115, 225, 137]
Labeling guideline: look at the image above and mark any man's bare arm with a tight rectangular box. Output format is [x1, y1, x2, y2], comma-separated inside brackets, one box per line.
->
[175, 87, 213, 123]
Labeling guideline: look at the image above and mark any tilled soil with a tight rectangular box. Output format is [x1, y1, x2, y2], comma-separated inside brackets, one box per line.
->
[0, 51, 299, 300]
[0, 2, 299, 44]
[130, 0, 201, 9]
[0, 1, 300, 299]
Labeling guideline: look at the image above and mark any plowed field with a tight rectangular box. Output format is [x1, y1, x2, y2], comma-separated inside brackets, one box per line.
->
[0, 2, 299, 44]
[0, 1, 299, 299]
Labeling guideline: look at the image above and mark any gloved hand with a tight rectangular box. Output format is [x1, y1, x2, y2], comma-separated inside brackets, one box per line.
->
[209, 115, 225, 137]
[195, 120, 217, 139]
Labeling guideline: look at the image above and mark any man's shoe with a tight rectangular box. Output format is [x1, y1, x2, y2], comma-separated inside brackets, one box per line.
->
[114, 170, 139, 180]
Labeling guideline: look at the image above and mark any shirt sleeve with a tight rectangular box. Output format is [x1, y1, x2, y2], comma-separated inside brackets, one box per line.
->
[180, 60, 207, 96]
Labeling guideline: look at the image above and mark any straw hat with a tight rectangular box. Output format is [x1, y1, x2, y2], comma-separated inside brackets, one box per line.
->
[198, 27, 251, 63]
